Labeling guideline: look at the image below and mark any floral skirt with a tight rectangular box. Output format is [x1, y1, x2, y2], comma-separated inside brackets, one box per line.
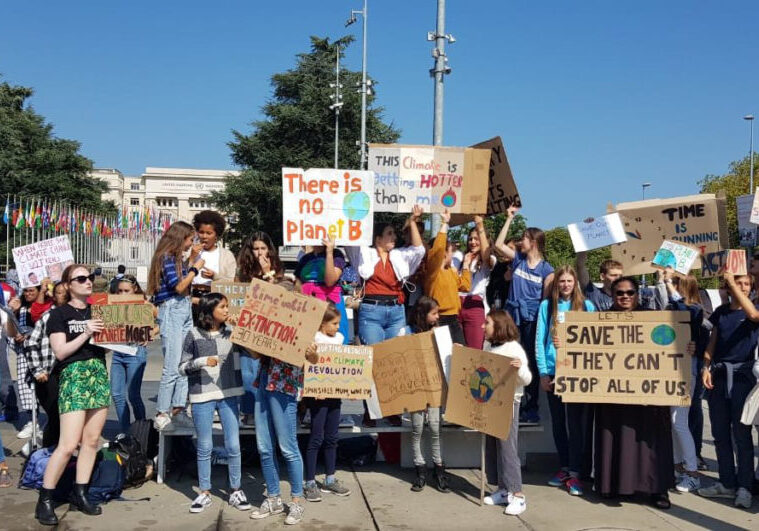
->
[58, 358, 111, 414]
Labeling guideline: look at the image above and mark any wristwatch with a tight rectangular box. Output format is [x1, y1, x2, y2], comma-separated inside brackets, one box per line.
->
[189, 266, 199, 275]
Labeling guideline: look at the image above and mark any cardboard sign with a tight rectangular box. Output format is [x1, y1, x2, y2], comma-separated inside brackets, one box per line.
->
[609, 194, 728, 276]
[303, 344, 373, 400]
[567, 213, 627, 252]
[736, 193, 757, 247]
[12, 235, 75, 289]
[368, 144, 490, 213]
[651, 240, 700, 275]
[724, 249, 748, 275]
[230, 278, 328, 367]
[555, 311, 692, 406]
[750, 187, 759, 225]
[444, 345, 518, 439]
[282, 168, 374, 246]
[211, 281, 251, 323]
[472, 136, 521, 213]
[91, 294, 154, 344]
[434, 326, 454, 383]
[369, 331, 445, 418]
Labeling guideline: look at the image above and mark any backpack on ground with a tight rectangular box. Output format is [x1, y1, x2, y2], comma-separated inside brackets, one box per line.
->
[87, 458, 124, 504]
[109, 433, 153, 488]
[19, 446, 57, 490]
[128, 418, 159, 460]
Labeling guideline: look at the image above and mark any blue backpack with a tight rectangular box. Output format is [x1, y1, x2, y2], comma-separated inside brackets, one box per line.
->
[87, 459, 124, 504]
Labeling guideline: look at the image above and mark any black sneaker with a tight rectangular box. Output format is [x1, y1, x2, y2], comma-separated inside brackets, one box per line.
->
[320, 479, 351, 496]
[304, 482, 322, 502]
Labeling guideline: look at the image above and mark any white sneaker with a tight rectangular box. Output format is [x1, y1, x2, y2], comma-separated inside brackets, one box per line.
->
[483, 489, 511, 505]
[504, 494, 526, 516]
[675, 474, 701, 493]
[285, 502, 305, 525]
[250, 496, 284, 519]
[735, 487, 753, 509]
[154, 413, 172, 431]
[190, 492, 212, 513]
[229, 489, 252, 511]
[698, 481, 735, 499]
[17, 421, 39, 439]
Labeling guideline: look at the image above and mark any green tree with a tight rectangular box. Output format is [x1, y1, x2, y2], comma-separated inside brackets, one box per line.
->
[211, 36, 401, 251]
[543, 226, 612, 281]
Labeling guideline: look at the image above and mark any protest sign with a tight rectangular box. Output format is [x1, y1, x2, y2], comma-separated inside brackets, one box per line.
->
[567, 213, 627, 252]
[434, 325, 454, 383]
[444, 345, 517, 439]
[555, 311, 692, 406]
[282, 168, 374, 246]
[303, 344, 373, 400]
[609, 194, 728, 276]
[369, 331, 445, 418]
[230, 278, 328, 367]
[651, 240, 700, 275]
[724, 249, 748, 275]
[211, 281, 251, 323]
[368, 144, 490, 214]
[12, 235, 74, 289]
[750, 187, 759, 225]
[736, 193, 757, 247]
[91, 294, 154, 344]
[472, 136, 521, 213]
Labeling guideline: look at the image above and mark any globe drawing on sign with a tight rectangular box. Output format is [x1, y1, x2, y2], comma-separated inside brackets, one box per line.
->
[652, 248, 677, 269]
[342, 191, 370, 221]
[469, 367, 494, 403]
[441, 188, 457, 208]
[651, 324, 676, 346]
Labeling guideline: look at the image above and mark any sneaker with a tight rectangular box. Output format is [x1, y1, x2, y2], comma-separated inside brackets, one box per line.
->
[250, 496, 284, 519]
[154, 413, 172, 431]
[483, 489, 510, 506]
[172, 410, 195, 429]
[285, 502, 304, 525]
[17, 421, 39, 439]
[228, 489, 252, 511]
[304, 482, 322, 502]
[320, 478, 351, 496]
[698, 481, 735, 499]
[566, 477, 584, 496]
[548, 470, 570, 487]
[735, 487, 753, 509]
[190, 492, 212, 513]
[504, 494, 526, 516]
[675, 475, 701, 493]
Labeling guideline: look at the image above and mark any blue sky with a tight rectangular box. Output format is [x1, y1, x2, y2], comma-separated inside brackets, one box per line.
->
[2, 1, 757, 229]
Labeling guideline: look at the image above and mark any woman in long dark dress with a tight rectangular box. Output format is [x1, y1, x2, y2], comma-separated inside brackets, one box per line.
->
[594, 276, 675, 509]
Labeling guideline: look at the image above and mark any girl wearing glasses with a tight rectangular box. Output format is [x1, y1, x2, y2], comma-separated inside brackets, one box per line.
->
[35, 265, 108, 525]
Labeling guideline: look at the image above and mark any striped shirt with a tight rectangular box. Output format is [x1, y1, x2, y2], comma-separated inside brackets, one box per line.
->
[178, 325, 244, 403]
[153, 254, 188, 305]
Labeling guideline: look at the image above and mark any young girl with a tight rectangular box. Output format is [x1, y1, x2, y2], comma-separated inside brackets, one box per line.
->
[535, 265, 595, 496]
[147, 221, 205, 431]
[407, 296, 449, 493]
[178, 293, 251, 513]
[303, 304, 352, 502]
[35, 265, 108, 525]
[110, 275, 154, 433]
[459, 215, 496, 348]
[495, 206, 554, 423]
[482, 310, 532, 516]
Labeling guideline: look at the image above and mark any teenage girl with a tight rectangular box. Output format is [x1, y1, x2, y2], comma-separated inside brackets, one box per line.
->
[459, 215, 496, 348]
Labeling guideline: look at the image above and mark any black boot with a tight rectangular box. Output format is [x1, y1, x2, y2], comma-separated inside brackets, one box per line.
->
[35, 487, 58, 526]
[411, 465, 426, 492]
[434, 464, 451, 493]
[70, 483, 103, 515]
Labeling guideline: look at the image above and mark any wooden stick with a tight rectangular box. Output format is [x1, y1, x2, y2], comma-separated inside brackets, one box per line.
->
[480, 432, 485, 506]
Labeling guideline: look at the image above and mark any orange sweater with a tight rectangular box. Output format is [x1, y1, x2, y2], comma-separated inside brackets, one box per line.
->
[423, 230, 471, 316]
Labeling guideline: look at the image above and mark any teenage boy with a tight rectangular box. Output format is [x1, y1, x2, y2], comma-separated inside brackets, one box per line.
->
[576, 252, 623, 311]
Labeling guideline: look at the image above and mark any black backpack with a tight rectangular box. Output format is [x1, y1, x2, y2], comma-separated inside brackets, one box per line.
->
[129, 419, 159, 460]
[109, 433, 152, 488]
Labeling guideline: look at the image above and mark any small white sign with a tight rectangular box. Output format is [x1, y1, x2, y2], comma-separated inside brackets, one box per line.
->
[567, 213, 627, 252]
[12, 235, 75, 289]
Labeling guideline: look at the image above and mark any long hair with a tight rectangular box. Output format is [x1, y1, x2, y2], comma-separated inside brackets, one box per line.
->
[549, 265, 586, 331]
[147, 221, 194, 296]
[411, 296, 440, 333]
[675, 275, 700, 306]
[196, 293, 226, 331]
[524, 227, 546, 257]
[487, 310, 520, 345]
[237, 232, 284, 283]
[116, 274, 145, 296]
[61, 263, 90, 298]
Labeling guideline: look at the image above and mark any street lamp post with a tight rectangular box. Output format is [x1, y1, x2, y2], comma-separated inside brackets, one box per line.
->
[329, 44, 344, 169]
[346, 1, 368, 169]
[642, 182, 651, 200]
[745, 114, 754, 194]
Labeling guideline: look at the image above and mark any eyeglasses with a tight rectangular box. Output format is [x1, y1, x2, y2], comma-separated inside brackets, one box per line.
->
[615, 289, 637, 297]
[71, 274, 95, 284]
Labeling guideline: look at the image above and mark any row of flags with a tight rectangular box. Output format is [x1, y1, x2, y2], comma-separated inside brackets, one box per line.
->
[2, 196, 176, 238]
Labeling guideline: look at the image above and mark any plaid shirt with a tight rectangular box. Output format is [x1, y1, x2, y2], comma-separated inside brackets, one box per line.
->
[153, 253, 188, 305]
[24, 309, 56, 384]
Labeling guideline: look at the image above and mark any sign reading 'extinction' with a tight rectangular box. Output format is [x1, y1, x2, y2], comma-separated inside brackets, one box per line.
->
[555, 311, 692, 406]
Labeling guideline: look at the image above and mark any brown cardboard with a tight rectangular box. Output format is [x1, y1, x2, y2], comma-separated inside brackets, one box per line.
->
[724, 249, 748, 275]
[555, 311, 692, 406]
[472, 136, 521, 213]
[211, 281, 251, 323]
[303, 344, 373, 400]
[444, 345, 517, 439]
[91, 294, 154, 344]
[229, 278, 328, 367]
[371, 331, 445, 416]
[609, 194, 728, 276]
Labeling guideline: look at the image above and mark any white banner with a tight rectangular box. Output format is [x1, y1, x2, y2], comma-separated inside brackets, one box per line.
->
[567, 213, 627, 252]
[12, 235, 75, 289]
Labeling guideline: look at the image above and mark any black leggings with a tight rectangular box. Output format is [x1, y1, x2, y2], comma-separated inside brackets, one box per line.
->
[35, 374, 60, 448]
[305, 398, 342, 481]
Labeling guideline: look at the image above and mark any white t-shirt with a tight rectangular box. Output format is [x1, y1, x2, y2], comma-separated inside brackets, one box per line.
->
[193, 246, 221, 286]
[315, 331, 345, 345]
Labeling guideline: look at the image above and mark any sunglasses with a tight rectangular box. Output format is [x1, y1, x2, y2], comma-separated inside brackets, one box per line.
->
[615, 289, 637, 297]
[71, 274, 95, 284]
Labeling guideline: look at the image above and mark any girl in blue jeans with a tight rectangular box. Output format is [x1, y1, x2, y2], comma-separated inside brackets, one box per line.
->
[178, 293, 252, 513]
[110, 275, 154, 433]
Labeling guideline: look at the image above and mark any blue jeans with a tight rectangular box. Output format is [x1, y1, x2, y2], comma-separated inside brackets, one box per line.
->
[157, 296, 192, 414]
[192, 396, 242, 492]
[358, 303, 406, 346]
[255, 372, 303, 498]
[110, 347, 147, 433]
[240, 356, 259, 415]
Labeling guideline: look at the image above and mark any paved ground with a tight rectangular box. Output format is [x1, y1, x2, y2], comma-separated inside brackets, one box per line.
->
[1, 345, 758, 530]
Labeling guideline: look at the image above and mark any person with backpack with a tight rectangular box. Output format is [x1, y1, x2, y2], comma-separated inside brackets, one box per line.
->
[178, 292, 252, 513]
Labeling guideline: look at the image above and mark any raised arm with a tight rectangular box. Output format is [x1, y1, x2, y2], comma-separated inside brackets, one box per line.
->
[576, 251, 590, 289]
[426, 209, 450, 281]
[408, 205, 424, 247]
[494, 206, 519, 260]
[473, 215, 491, 264]
[723, 272, 759, 322]
[321, 236, 342, 288]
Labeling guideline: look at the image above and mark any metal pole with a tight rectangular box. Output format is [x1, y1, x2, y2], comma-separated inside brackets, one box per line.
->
[334, 45, 341, 169]
[750, 118, 754, 193]
[359, 0, 368, 169]
[430, 0, 449, 235]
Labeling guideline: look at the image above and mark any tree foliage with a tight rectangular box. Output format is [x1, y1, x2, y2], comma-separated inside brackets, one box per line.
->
[211, 36, 401, 251]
